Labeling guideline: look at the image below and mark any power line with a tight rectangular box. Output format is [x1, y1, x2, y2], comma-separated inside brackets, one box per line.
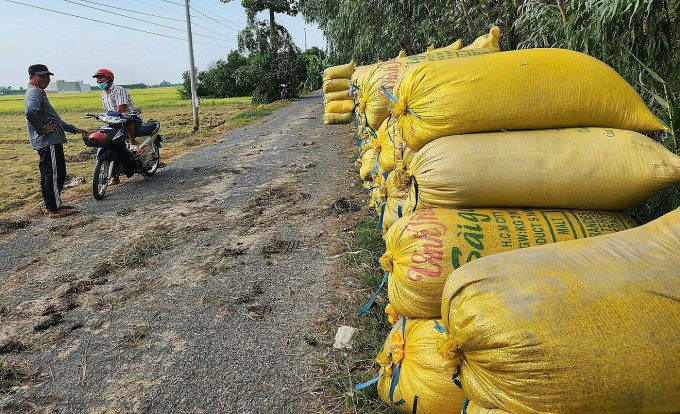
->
[60, 0, 237, 43]
[2, 0, 231, 48]
[189, 3, 242, 34]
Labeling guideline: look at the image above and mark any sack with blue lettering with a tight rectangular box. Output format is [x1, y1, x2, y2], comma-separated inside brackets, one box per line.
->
[379, 208, 636, 318]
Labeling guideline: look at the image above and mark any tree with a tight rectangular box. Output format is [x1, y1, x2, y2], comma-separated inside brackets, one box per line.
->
[220, 0, 308, 103]
[178, 50, 253, 99]
[221, 0, 297, 44]
[301, 46, 326, 91]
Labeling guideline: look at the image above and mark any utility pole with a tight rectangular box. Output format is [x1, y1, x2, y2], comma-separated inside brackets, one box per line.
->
[185, 0, 199, 132]
[304, 28, 307, 50]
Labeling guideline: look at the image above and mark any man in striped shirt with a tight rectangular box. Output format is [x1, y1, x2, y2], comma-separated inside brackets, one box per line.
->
[93, 68, 140, 185]
[92, 68, 139, 149]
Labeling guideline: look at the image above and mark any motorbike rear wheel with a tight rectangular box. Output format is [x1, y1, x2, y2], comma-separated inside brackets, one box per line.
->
[93, 159, 112, 200]
[142, 142, 160, 177]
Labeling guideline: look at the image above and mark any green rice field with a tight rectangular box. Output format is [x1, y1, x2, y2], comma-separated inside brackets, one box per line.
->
[0, 87, 284, 218]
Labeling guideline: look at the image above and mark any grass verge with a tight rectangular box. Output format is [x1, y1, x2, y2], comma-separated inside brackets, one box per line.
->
[321, 212, 401, 414]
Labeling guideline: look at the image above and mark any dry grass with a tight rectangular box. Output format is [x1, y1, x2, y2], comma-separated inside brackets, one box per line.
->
[314, 207, 401, 414]
[0, 88, 287, 218]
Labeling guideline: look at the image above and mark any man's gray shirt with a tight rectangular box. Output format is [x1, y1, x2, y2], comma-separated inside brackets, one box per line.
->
[25, 83, 79, 150]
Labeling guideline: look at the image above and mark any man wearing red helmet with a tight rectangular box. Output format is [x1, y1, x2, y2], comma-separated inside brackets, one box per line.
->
[93, 68, 140, 184]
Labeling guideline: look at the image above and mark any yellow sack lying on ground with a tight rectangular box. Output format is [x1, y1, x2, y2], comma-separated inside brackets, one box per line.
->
[381, 207, 635, 317]
[322, 78, 351, 93]
[439, 207, 680, 414]
[322, 60, 355, 81]
[372, 317, 465, 414]
[403, 128, 680, 214]
[324, 99, 354, 114]
[323, 89, 351, 103]
[359, 147, 378, 181]
[323, 112, 353, 125]
[357, 27, 500, 130]
[379, 171, 409, 233]
[394, 48, 666, 151]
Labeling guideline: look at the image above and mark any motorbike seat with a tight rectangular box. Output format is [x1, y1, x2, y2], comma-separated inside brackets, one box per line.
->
[135, 120, 159, 137]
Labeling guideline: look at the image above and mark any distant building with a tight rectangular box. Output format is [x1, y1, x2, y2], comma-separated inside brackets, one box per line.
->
[46, 80, 87, 93]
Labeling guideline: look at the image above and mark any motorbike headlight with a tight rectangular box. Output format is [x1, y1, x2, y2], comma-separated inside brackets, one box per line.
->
[103, 115, 124, 124]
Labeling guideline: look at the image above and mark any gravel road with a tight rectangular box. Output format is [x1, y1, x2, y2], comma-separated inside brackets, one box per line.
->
[0, 92, 361, 413]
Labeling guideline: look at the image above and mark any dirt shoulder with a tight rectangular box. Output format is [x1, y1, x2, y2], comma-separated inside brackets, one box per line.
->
[0, 93, 364, 413]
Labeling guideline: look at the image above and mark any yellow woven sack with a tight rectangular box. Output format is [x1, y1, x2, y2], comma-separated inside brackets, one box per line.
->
[376, 118, 396, 172]
[324, 99, 354, 114]
[461, 26, 501, 50]
[439, 207, 680, 414]
[323, 89, 351, 103]
[372, 317, 465, 414]
[381, 207, 636, 317]
[402, 128, 680, 214]
[351, 64, 377, 111]
[323, 112, 352, 125]
[465, 403, 511, 414]
[380, 171, 408, 233]
[393, 48, 666, 151]
[357, 27, 500, 130]
[322, 78, 351, 93]
[374, 116, 406, 175]
[359, 147, 378, 181]
[322, 60, 355, 81]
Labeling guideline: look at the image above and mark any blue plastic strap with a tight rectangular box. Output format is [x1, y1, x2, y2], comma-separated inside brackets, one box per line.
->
[389, 363, 406, 406]
[377, 202, 387, 229]
[388, 317, 407, 406]
[355, 374, 382, 391]
[397, 205, 403, 218]
[381, 85, 399, 103]
[356, 272, 389, 316]
[433, 320, 446, 333]
[461, 399, 469, 414]
[381, 86, 421, 119]
[371, 155, 380, 175]
[452, 365, 463, 390]
[367, 127, 378, 140]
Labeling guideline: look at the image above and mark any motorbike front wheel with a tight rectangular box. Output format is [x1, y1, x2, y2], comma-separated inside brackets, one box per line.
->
[93, 159, 112, 200]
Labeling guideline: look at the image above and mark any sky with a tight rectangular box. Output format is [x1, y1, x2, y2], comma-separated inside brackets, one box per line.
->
[0, 0, 326, 89]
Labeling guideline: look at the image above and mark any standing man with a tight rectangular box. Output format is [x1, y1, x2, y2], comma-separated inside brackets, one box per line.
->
[25, 64, 87, 219]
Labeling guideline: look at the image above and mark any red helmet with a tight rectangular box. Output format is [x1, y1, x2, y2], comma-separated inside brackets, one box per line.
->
[92, 68, 114, 81]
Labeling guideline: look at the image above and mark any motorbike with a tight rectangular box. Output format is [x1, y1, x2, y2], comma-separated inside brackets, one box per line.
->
[82, 111, 162, 200]
[280, 83, 292, 100]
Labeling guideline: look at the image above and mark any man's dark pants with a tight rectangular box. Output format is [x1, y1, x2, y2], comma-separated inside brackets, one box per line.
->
[37, 143, 66, 211]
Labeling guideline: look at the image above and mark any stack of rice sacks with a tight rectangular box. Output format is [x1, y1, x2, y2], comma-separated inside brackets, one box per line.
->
[357, 27, 503, 240]
[368, 44, 680, 414]
[322, 61, 355, 125]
